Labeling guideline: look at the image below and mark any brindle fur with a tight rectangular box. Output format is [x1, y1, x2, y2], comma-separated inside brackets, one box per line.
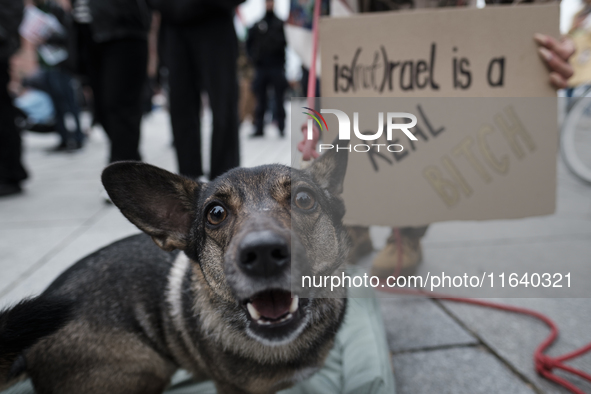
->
[0, 148, 350, 394]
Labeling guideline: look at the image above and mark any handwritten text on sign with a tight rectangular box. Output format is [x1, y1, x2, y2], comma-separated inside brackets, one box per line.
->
[316, 5, 559, 226]
[304, 97, 556, 227]
[332, 44, 506, 94]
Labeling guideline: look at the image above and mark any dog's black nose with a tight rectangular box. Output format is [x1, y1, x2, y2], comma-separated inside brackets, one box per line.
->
[238, 230, 289, 277]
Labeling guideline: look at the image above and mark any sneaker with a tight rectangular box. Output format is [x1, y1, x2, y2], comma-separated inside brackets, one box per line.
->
[371, 229, 422, 279]
[0, 182, 22, 197]
[346, 226, 373, 263]
[249, 131, 264, 138]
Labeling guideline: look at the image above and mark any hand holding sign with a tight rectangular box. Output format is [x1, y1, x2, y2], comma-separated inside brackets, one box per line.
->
[299, 122, 320, 161]
[534, 33, 575, 89]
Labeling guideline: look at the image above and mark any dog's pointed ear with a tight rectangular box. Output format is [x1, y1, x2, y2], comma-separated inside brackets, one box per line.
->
[101, 162, 200, 252]
[306, 138, 349, 195]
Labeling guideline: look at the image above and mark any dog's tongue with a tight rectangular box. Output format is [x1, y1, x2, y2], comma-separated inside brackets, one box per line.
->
[251, 290, 292, 320]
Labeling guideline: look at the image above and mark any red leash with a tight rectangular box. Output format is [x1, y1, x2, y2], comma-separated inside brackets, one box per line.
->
[383, 229, 591, 394]
[298, 3, 591, 392]
[298, 0, 322, 161]
[306, 0, 321, 107]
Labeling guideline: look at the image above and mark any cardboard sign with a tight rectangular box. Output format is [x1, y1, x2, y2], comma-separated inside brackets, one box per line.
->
[320, 4, 559, 98]
[314, 4, 560, 226]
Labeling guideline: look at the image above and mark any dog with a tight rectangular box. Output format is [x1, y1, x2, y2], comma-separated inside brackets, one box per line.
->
[0, 147, 350, 394]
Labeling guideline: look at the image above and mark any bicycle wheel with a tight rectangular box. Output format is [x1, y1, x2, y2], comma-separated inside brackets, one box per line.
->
[561, 96, 591, 184]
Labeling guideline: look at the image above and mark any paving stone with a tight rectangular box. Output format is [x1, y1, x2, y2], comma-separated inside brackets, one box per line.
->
[378, 297, 477, 353]
[0, 180, 104, 225]
[0, 225, 80, 296]
[0, 208, 139, 306]
[442, 298, 591, 394]
[415, 238, 591, 298]
[424, 214, 591, 247]
[392, 347, 537, 394]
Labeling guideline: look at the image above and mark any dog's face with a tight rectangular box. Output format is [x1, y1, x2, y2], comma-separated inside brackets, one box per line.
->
[102, 148, 348, 347]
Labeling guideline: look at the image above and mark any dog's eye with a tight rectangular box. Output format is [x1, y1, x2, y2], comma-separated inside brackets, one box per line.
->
[207, 205, 227, 225]
[294, 190, 315, 210]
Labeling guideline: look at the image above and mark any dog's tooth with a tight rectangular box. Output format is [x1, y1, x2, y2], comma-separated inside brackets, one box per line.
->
[247, 303, 261, 320]
[289, 296, 299, 313]
[279, 313, 293, 323]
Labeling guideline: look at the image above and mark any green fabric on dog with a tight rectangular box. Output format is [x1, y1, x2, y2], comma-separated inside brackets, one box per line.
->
[281, 284, 395, 394]
[140, 281, 395, 394]
[2, 279, 394, 394]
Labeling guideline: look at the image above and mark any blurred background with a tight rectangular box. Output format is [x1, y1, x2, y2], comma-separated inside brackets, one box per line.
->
[1, 0, 591, 393]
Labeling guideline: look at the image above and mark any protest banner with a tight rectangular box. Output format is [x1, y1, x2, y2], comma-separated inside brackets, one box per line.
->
[320, 4, 559, 98]
[308, 4, 560, 227]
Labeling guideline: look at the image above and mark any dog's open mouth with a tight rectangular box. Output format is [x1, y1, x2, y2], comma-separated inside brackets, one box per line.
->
[244, 290, 299, 326]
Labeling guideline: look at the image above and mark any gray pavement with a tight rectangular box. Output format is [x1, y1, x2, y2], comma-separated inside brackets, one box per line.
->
[1, 107, 591, 393]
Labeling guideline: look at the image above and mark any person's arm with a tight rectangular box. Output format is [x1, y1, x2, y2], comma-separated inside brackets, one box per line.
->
[534, 33, 575, 89]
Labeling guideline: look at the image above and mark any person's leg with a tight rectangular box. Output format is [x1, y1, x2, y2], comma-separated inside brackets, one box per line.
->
[98, 39, 147, 163]
[0, 60, 28, 195]
[271, 68, 287, 135]
[163, 24, 203, 179]
[76, 23, 102, 129]
[371, 225, 429, 278]
[44, 69, 71, 149]
[198, 18, 240, 179]
[21, 69, 68, 148]
[252, 68, 268, 137]
[58, 70, 83, 146]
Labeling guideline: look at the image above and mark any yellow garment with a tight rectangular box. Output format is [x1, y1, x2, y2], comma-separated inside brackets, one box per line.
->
[569, 31, 591, 87]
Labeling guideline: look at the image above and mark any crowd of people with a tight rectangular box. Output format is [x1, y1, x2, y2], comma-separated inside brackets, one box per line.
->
[0, 0, 291, 199]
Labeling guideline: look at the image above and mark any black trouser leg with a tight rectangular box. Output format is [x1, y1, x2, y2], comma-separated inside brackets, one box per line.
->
[53, 70, 83, 144]
[163, 18, 239, 180]
[75, 23, 101, 128]
[0, 61, 27, 184]
[253, 69, 268, 135]
[270, 68, 287, 133]
[200, 20, 240, 179]
[164, 24, 203, 179]
[98, 39, 147, 163]
[44, 70, 68, 145]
